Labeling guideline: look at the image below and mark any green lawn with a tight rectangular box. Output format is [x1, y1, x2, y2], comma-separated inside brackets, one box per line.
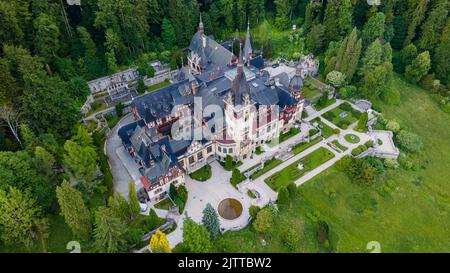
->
[147, 79, 172, 93]
[255, 146, 264, 155]
[154, 198, 174, 210]
[267, 128, 300, 147]
[314, 98, 337, 111]
[214, 75, 450, 253]
[189, 164, 212, 181]
[265, 147, 335, 191]
[251, 158, 283, 180]
[322, 102, 362, 129]
[292, 137, 322, 155]
[313, 117, 336, 139]
[344, 134, 360, 144]
[302, 85, 322, 100]
[331, 140, 348, 151]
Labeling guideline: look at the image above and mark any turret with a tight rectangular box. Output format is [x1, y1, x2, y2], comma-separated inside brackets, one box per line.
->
[243, 20, 253, 66]
[198, 14, 204, 34]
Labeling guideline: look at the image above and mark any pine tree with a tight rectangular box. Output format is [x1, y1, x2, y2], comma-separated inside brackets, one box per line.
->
[161, 18, 176, 50]
[334, 28, 362, 82]
[274, 0, 292, 30]
[403, 0, 430, 47]
[356, 112, 369, 131]
[128, 181, 140, 218]
[362, 12, 386, 46]
[202, 203, 220, 240]
[338, 0, 353, 38]
[399, 43, 418, 73]
[417, 0, 448, 51]
[56, 180, 92, 241]
[93, 206, 128, 253]
[433, 19, 450, 84]
[150, 229, 171, 253]
[306, 24, 325, 55]
[323, 0, 340, 42]
[108, 192, 131, 222]
[405, 51, 431, 83]
[359, 39, 383, 77]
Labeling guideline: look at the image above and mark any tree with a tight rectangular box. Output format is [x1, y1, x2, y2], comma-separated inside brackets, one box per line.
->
[21, 76, 79, 134]
[182, 218, 212, 253]
[356, 112, 369, 131]
[333, 28, 362, 82]
[287, 183, 297, 198]
[56, 180, 92, 241]
[108, 192, 131, 223]
[403, 0, 430, 47]
[63, 140, 99, 195]
[395, 130, 423, 153]
[0, 187, 48, 249]
[337, 0, 353, 38]
[326, 71, 346, 88]
[347, 158, 378, 185]
[417, 0, 448, 51]
[161, 18, 176, 50]
[306, 24, 325, 55]
[277, 187, 289, 205]
[405, 51, 431, 83]
[274, 0, 291, 30]
[361, 12, 386, 46]
[128, 181, 140, 219]
[77, 26, 97, 59]
[33, 13, 60, 63]
[249, 205, 261, 220]
[0, 1, 24, 45]
[150, 229, 171, 253]
[253, 207, 275, 233]
[225, 154, 233, 170]
[0, 150, 54, 210]
[34, 146, 55, 177]
[202, 203, 220, 240]
[283, 227, 300, 250]
[433, 19, 450, 84]
[359, 39, 383, 77]
[0, 104, 22, 146]
[93, 206, 128, 253]
[323, 0, 340, 42]
[398, 43, 418, 73]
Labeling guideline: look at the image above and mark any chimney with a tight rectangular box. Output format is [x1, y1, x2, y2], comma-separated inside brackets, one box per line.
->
[191, 81, 197, 95]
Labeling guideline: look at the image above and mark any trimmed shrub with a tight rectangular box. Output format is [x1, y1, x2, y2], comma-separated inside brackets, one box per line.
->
[384, 159, 400, 169]
[395, 130, 423, 153]
[283, 227, 300, 250]
[277, 187, 290, 205]
[249, 205, 261, 220]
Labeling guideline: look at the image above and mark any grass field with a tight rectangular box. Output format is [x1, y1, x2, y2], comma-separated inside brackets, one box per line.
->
[265, 147, 335, 191]
[154, 198, 173, 210]
[213, 74, 450, 253]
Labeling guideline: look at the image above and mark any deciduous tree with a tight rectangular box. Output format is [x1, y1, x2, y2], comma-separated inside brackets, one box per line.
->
[182, 218, 212, 253]
[150, 229, 171, 253]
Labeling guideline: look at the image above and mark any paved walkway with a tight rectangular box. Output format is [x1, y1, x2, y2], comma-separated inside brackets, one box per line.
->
[105, 114, 136, 199]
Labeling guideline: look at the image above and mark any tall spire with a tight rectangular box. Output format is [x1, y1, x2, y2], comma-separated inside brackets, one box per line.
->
[237, 42, 244, 75]
[243, 19, 253, 66]
[198, 13, 204, 34]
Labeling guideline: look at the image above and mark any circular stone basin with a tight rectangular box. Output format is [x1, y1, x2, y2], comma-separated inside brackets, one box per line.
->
[218, 198, 243, 220]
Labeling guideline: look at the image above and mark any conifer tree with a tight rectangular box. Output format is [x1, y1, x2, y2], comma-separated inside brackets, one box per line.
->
[93, 206, 128, 253]
[405, 51, 431, 83]
[56, 180, 92, 241]
[202, 203, 220, 240]
[128, 181, 141, 219]
[334, 28, 362, 82]
[417, 0, 448, 51]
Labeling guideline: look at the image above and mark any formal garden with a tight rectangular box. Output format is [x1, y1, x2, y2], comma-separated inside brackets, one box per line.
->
[265, 147, 335, 191]
[322, 102, 362, 129]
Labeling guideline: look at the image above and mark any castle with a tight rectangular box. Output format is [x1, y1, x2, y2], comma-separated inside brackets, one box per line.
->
[118, 18, 316, 203]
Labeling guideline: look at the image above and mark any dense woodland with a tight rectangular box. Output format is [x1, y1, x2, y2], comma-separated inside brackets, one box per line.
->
[0, 0, 449, 253]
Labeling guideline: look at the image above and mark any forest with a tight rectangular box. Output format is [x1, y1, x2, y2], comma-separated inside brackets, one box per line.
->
[0, 0, 449, 253]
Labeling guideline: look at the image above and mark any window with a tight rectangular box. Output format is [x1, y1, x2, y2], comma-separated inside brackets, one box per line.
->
[267, 125, 271, 133]
[197, 152, 203, 160]
[189, 156, 195, 164]
[218, 146, 222, 152]
[228, 148, 233, 154]
[207, 146, 213, 154]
